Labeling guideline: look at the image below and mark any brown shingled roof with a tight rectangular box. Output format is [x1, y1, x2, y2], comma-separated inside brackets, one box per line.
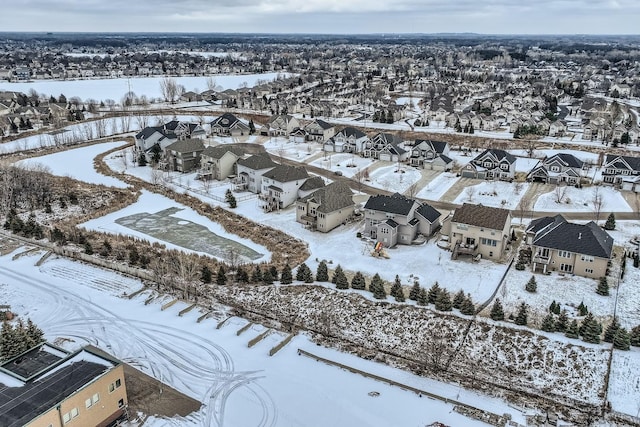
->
[451, 203, 510, 230]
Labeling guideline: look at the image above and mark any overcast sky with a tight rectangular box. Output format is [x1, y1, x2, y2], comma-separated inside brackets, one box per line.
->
[2, 0, 639, 34]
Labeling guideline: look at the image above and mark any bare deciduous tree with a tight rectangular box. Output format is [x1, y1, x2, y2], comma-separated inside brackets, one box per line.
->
[516, 194, 532, 224]
[465, 186, 476, 202]
[554, 183, 568, 203]
[160, 77, 179, 104]
[592, 185, 605, 223]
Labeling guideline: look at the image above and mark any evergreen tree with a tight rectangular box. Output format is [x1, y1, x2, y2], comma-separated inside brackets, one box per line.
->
[296, 263, 310, 282]
[514, 302, 528, 326]
[460, 294, 476, 315]
[427, 282, 441, 304]
[582, 317, 602, 344]
[434, 289, 452, 311]
[280, 264, 293, 284]
[262, 269, 274, 285]
[370, 274, 386, 299]
[303, 265, 314, 283]
[596, 277, 609, 296]
[236, 266, 249, 284]
[334, 268, 349, 290]
[452, 290, 465, 309]
[248, 119, 256, 135]
[549, 300, 558, 314]
[635, 253, 640, 268]
[84, 241, 94, 255]
[555, 310, 569, 333]
[613, 328, 631, 350]
[579, 312, 595, 337]
[541, 314, 556, 332]
[417, 287, 428, 306]
[390, 275, 405, 302]
[316, 261, 329, 282]
[350, 271, 366, 290]
[630, 325, 640, 347]
[578, 301, 589, 316]
[553, 302, 561, 315]
[251, 265, 263, 283]
[138, 152, 148, 167]
[129, 247, 139, 265]
[331, 265, 343, 284]
[225, 190, 237, 208]
[525, 276, 537, 293]
[565, 320, 580, 339]
[490, 299, 505, 321]
[604, 317, 620, 343]
[217, 266, 227, 286]
[409, 281, 421, 301]
[150, 143, 162, 164]
[25, 319, 44, 348]
[201, 265, 212, 283]
[269, 265, 279, 282]
[0, 322, 17, 360]
[604, 213, 616, 230]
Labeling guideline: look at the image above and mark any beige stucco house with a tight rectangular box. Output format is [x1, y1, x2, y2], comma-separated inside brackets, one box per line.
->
[296, 182, 355, 232]
[199, 145, 246, 181]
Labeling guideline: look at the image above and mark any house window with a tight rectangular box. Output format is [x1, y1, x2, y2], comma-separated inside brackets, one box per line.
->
[558, 250, 571, 258]
[489, 251, 494, 257]
[63, 412, 71, 424]
[550, 166, 560, 172]
[500, 163, 508, 170]
[118, 399, 125, 408]
[560, 263, 573, 273]
[581, 255, 594, 262]
[585, 268, 594, 274]
[85, 398, 92, 409]
[480, 238, 497, 247]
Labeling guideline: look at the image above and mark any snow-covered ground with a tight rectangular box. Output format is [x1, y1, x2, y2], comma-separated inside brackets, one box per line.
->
[453, 180, 531, 210]
[16, 141, 131, 188]
[0, 251, 523, 427]
[308, 152, 375, 178]
[367, 164, 422, 194]
[534, 185, 632, 213]
[416, 172, 460, 201]
[0, 72, 291, 102]
[263, 137, 320, 163]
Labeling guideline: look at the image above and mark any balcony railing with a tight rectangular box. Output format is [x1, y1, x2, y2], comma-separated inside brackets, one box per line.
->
[456, 242, 478, 255]
[533, 254, 551, 264]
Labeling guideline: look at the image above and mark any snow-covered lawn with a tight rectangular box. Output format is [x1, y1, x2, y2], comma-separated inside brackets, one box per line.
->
[453, 180, 531, 210]
[0, 251, 523, 427]
[534, 185, 632, 212]
[608, 349, 640, 417]
[416, 172, 460, 201]
[515, 157, 540, 173]
[0, 72, 291, 101]
[16, 141, 131, 188]
[367, 164, 422, 194]
[81, 190, 270, 263]
[263, 137, 321, 163]
[308, 152, 375, 178]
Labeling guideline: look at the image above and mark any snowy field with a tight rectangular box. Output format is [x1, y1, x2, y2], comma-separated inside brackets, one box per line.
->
[0, 251, 523, 427]
[263, 137, 321, 163]
[514, 157, 540, 173]
[416, 172, 460, 201]
[534, 185, 632, 212]
[81, 190, 270, 263]
[308, 152, 375, 178]
[453, 180, 531, 210]
[367, 164, 422, 194]
[0, 72, 291, 101]
[16, 141, 131, 188]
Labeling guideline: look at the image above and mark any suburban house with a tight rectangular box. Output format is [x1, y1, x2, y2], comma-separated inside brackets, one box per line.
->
[526, 215, 613, 279]
[289, 127, 307, 143]
[198, 145, 246, 181]
[134, 120, 205, 155]
[445, 203, 511, 261]
[408, 139, 453, 171]
[527, 153, 587, 185]
[296, 181, 355, 232]
[363, 132, 408, 161]
[323, 126, 369, 153]
[264, 114, 300, 136]
[234, 154, 277, 193]
[0, 342, 128, 427]
[363, 193, 441, 247]
[304, 119, 335, 142]
[259, 165, 310, 211]
[601, 154, 640, 187]
[461, 149, 517, 181]
[549, 120, 567, 137]
[163, 138, 206, 173]
[210, 112, 250, 136]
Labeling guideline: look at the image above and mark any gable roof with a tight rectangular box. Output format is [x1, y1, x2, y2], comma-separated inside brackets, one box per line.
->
[546, 153, 584, 169]
[165, 138, 205, 153]
[263, 165, 309, 183]
[210, 112, 248, 129]
[336, 126, 366, 139]
[415, 203, 442, 223]
[414, 139, 448, 154]
[299, 176, 325, 191]
[604, 154, 640, 172]
[201, 145, 246, 160]
[473, 148, 516, 165]
[364, 193, 417, 216]
[301, 181, 354, 213]
[237, 154, 277, 170]
[451, 203, 510, 230]
[531, 216, 614, 259]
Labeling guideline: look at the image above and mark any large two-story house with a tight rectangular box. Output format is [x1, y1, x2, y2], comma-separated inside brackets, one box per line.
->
[408, 139, 452, 171]
[601, 154, 640, 191]
[198, 145, 246, 181]
[210, 112, 250, 136]
[461, 149, 517, 181]
[296, 181, 355, 232]
[445, 203, 511, 261]
[323, 126, 369, 153]
[234, 154, 277, 193]
[526, 215, 613, 279]
[135, 120, 205, 157]
[259, 165, 310, 211]
[363, 193, 441, 247]
[264, 114, 300, 137]
[304, 119, 335, 143]
[527, 153, 587, 185]
[163, 138, 206, 173]
[363, 132, 408, 161]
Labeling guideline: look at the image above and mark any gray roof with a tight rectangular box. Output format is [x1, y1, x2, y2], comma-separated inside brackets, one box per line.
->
[337, 126, 367, 139]
[531, 216, 614, 259]
[604, 154, 640, 172]
[299, 176, 325, 191]
[165, 138, 205, 153]
[210, 112, 248, 129]
[301, 181, 354, 214]
[237, 154, 277, 170]
[263, 165, 309, 183]
[526, 214, 565, 235]
[414, 139, 448, 154]
[474, 148, 517, 165]
[451, 203, 510, 230]
[202, 145, 246, 160]
[416, 203, 442, 223]
[315, 119, 333, 130]
[546, 153, 584, 169]
[364, 193, 417, 216]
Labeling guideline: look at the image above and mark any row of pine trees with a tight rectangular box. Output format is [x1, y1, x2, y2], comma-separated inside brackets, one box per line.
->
[0, 318, 45, 361]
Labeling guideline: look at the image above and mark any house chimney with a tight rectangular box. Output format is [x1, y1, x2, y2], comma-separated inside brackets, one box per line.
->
[578, 233, 582, 240]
